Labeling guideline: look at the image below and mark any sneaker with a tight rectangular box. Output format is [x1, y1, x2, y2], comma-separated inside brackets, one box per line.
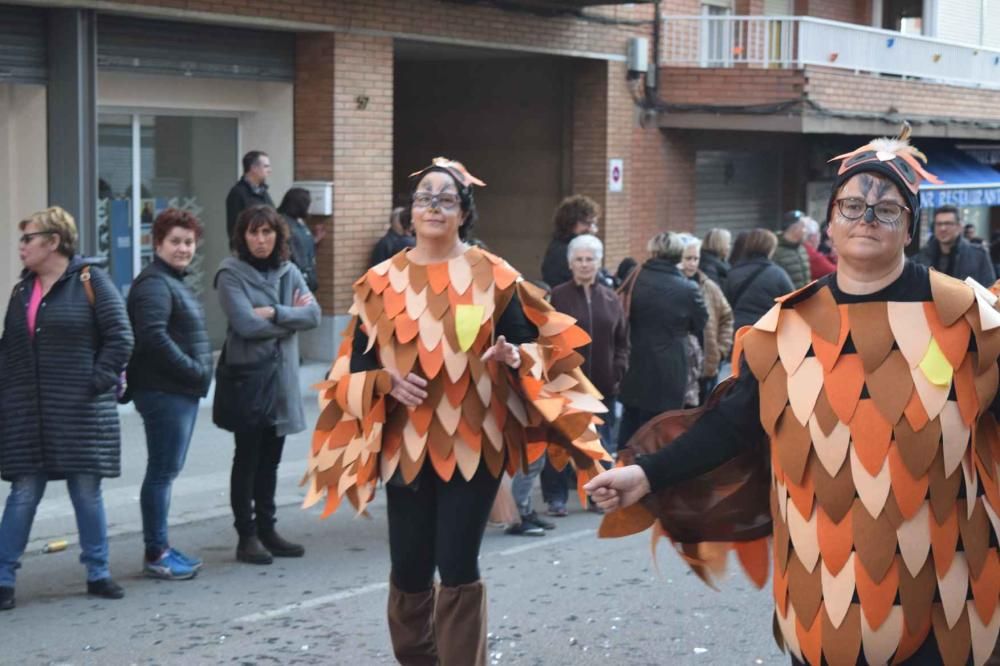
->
[170, 548, 203, 571]
[144, 549, 197, 581]
[505, 521, 544, 537]
[523, 511, 555, 530]
[0, 586, 14, 611]
[87, 577, 125, 599]
[546, 504, 569, 517]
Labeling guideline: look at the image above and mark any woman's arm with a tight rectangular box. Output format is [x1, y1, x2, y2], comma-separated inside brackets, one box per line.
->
[634, 364, 762, 492]
[612, 301, 630, 392]
[273, 267, 321, 331]
[494, 290, 539, 344]
[130, 276, 202, 384]
[216, 270, 289, 340]
[90, 267, 135, 394]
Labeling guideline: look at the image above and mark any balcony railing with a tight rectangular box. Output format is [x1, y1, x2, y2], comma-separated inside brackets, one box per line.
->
[661, 15, 1000, 89]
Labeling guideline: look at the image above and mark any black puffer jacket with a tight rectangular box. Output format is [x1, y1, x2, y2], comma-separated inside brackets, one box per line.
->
[127, 256, 213, 397]
[699, 250, 730, 289]
[618, 259, 708, 413]
[0, 257, 134, 480]
[724, 257, 795, 331]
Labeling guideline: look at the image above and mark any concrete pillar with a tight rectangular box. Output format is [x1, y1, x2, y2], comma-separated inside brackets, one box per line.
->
[46, 9, 98, 254]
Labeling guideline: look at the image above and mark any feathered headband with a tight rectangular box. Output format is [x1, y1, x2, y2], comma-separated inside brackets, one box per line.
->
[408, 157, 486, 190]
[827, 123, 940, 236]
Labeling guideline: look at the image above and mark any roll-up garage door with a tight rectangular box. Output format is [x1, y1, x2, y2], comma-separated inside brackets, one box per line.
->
[694, 149, 780, 235]
[0, 6, 47, 84]
[97, 15, 295, 81]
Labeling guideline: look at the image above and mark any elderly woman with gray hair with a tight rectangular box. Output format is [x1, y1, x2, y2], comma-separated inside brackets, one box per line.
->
[616, 231, 708, 450]
[543, 234, 629, 514]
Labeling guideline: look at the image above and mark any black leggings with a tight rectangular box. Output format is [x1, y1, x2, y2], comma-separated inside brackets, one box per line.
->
[231, 426, 286, 537]
[386, 461, 502, 593]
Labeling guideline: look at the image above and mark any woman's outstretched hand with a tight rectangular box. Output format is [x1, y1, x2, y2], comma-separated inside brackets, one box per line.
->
[583, 465, 652, 513]
[388, 368, 428, 407]
[480, 334, 521, 369]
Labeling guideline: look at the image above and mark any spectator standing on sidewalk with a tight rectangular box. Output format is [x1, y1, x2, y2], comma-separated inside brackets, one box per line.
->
[617, 231, 708, 450]
[772, 210, 811, 289]
[226, 150, 274, 242]
[677, 234, 733, 404]
[540, 195, 600, 288]
[915, 204, 996, 285]
[802, 216, 836, 280]
[127, 209, 213, 580]
[278, 187, 324, 293]
[215, 205, 320, 565]
[371, 206, 415, 266]
[724, 228, 794, 331]
[698, 228, 731, 288]
[542, 234, 629, 516]
[0, 207, 134, 610]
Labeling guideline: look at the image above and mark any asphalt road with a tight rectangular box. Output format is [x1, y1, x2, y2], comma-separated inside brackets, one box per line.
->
[1, 364, 787, 665]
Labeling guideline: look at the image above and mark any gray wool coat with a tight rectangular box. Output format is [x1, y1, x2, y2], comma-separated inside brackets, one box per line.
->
[214, 257, 320, 437]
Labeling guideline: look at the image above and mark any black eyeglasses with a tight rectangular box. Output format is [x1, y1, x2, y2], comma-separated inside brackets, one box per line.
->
[412, 192, 460, 211]
[19, 231, 54, 245]
[835, 198, 910, 226]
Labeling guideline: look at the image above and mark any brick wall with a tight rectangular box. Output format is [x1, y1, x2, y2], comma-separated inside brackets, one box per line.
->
[331, 34, 394, 314]
[571, 57, 610, 259]
[294, 33, 335, 312]
[124, 0, 647, 59]
[659, 67, 806, 106]
[805, 66, 1000, 120]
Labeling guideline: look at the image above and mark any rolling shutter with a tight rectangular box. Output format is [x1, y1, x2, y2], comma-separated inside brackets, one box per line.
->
[97, 15, 295, 81]
[694, 149, 781, 235]
[0, 6, 47, 84]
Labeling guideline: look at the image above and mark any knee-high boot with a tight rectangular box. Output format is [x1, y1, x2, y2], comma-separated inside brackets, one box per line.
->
[434, 581, 487, 666]
[387, 580, 438, 666]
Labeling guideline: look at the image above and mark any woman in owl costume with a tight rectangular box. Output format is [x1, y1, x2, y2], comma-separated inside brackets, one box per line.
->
[303, 158, 609, 665]
[587, 128, 1000, 665]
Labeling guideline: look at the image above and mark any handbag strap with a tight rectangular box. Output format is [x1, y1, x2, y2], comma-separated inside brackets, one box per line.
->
[617, 265, 643, 320]
[728, 263, 770, 308]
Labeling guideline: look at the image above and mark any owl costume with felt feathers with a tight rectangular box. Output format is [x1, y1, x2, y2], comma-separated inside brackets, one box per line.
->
[601, 129, 1000, 665]
[303, 160, 610, 518]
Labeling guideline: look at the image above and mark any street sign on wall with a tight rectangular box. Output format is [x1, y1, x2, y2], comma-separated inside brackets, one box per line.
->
[609, 158, 623, 192]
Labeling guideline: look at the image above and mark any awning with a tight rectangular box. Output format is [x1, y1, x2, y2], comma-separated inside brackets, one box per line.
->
[920, 146, 1000, 208]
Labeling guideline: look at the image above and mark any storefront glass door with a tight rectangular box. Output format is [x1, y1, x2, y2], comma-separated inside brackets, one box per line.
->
[97, 112, 238, 346]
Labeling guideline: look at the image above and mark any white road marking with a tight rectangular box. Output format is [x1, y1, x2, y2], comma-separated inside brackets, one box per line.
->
[232, 582, 391, 624]
[233, 527, 596, 623]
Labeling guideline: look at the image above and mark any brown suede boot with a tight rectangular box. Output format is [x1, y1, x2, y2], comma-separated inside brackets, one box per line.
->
[387, 581, 438, 666]
[434, 581, 487, 666]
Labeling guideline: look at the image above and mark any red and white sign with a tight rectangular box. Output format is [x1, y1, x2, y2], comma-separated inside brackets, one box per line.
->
[608, 159, 623, 192]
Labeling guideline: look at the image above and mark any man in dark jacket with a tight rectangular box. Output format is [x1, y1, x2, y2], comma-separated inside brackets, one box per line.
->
[771, 210, 811, 289]
[915, 204, 996, 285]
[370, 206, 415, 266]
[225, 150, 274, 243]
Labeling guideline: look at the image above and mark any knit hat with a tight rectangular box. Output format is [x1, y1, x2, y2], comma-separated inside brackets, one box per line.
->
[827, 123, 941, 237]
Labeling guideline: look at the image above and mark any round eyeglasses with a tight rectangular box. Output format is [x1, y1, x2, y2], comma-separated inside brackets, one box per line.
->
[835, 198, 910, 226]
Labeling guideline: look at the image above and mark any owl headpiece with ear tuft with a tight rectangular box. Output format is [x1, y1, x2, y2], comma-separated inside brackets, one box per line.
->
[827, 123, 941, 237]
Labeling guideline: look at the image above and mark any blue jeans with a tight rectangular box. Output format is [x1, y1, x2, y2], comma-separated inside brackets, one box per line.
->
[510, 455, 546, 517]
[133, 389, 200, 556]
[0, 474, 110, 585]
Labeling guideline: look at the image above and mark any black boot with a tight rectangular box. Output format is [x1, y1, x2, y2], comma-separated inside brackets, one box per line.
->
[87, 577, 125, 599]
[258, 529, 305, 558]
[0, 586, 14, 610]
[236, 535, 274, 565]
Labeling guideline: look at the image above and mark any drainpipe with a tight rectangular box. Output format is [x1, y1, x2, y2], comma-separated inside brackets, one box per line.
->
[646, 0, 661, 107]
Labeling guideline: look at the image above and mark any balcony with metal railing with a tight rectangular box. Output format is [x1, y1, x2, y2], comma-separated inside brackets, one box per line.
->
[661, 15, 1000, 90]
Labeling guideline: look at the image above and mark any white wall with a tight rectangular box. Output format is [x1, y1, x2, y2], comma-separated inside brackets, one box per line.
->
[97, 72, 294, 196]
[0, 84, 47, 330]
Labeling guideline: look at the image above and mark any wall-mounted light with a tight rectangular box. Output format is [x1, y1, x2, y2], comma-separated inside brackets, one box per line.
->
[356, 94, 370, 110]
